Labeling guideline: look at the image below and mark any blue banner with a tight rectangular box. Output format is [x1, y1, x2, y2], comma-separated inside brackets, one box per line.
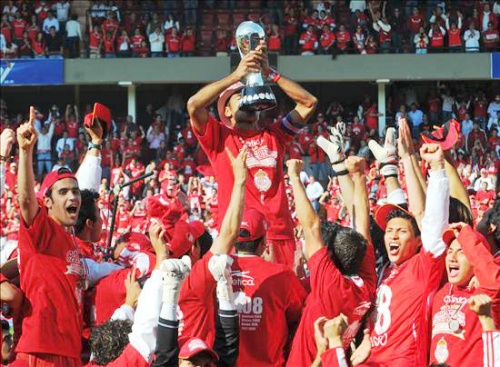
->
[492, 52, 500, 79]
[1, 59, 63, 86]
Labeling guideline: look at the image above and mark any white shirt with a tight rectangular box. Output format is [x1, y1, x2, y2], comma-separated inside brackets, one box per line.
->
[306, 181, 324, 202]
[0, 34, 5, 53]
[34, 122, 55, 152]
[66, 20, 82, 39]
[441, 94, 455, 112]
[56, 136, 76, 156]
[463, 29, 480, 50]
[407, 109, 424, 127]
[53, 1, 70, 21]
[43, 17, 59, 34]
[2, 5, 18, 21]
[494, 2, 500, 15]
[461, 119, 474, 137]
[482, 11, 492, 31]
[349, 0, 366, 13]
[148, 32, 164, 52]
[487, 101, 500, 119]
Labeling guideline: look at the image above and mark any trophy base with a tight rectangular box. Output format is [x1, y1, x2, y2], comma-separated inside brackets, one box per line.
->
[239, 85, 277, 112]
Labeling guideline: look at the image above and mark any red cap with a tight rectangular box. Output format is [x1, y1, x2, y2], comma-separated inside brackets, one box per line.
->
[146, 194, 184, 231]
[217, 82, 244, 128]
[83, 103, 112, 139]
[169, 221, 196, 258]
[40, 169, 77, 198]
[125, 232, 153, 253]
[179, 337, 218, 361]
[189, 220, 206, 240]
[374, 203, 415, 231]
[421, 119, 459, 151]
[237, 208, 267, 242]
[442, 229, 456, 247]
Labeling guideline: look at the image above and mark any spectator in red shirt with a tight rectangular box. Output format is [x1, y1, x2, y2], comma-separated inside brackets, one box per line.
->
[215, 28, 229, 56]
[27, 15, 40, 41]
[319, 23, 335, 55]
[89, 23, 103, 58]
[408, 7, 425, 39]
[102, 10, 119, 35]
[116, 29, 131, 58]
[136, 40, 149, 58]
[11, 12, 27, 43]
[1, 15, 12, 44]
[18, 31, 33, 59]
[268, 24, 282, 53]
[365, 34, 378, 54]
[299, 24, 318, 55]
[181, 27, 196, 57]
[103, 29, 117, 58]
[130, 28, 145, 57]
[335, 24, 351, 54]
[482, 22, 499, 51]
[284, 8, 299, 55]
[446, 13, 463, 52]
[428, 22, 446, 53]
[166, 27, 181, 58]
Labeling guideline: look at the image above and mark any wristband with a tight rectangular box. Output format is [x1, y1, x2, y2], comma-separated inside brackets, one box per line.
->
[88, 142, 102, 151]
[0, 155, 9, 162]
[335, 169, 349, 176]
[267, 68, 281, 83]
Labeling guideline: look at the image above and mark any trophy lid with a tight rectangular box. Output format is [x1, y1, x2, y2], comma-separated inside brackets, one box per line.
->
[235, 21, 265, 58]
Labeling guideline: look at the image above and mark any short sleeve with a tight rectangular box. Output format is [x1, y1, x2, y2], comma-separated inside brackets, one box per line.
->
[191, 114, 224, 162]
[19, 206, 52, 254]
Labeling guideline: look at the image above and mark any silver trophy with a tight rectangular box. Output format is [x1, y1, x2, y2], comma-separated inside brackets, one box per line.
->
[235, 21, 277, 112]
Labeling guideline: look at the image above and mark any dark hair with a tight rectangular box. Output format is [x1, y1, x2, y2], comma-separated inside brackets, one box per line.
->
[90, 319, 132, 365]
[75, 190, 99, 235]
[198, 230, 213, 258]
[386, 209, 421, 237]
[477, 199, 500, 249]
[235, 229, 263, 253]
[321, 221, 367, 275]
[448, 197, 473, 226]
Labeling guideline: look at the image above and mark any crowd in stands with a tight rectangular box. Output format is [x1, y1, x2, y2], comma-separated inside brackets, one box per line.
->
[2, 0, 500, 58]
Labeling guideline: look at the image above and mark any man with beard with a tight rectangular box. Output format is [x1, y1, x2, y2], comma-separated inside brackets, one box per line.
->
[187, 40, 317, 267]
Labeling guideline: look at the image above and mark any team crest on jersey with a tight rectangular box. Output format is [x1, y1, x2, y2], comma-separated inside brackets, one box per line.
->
[65, 248, 85, 277]
[434, 337, 449, 363]
[254, 169, 272, 193]
[432, 304, 467, 340]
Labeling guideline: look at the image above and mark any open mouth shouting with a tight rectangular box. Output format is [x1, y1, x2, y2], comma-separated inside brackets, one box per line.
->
[66, 204, 79, 218]
[388, 242, 400, 257]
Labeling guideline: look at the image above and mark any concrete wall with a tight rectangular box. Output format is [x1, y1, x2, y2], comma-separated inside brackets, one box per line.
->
[64, 53, 492, 85]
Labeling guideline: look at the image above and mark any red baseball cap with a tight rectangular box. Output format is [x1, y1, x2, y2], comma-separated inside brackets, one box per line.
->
[146, 194, 183, 231]
[442, 226, 491, 250]
[374, 203, 415, 231]
[237, 208, 267, 242]
[125, 232, 153, 253]
[189, 220, 206, 240]
[179, 337, 218, 361]
[168, 220, 202, 258]
[421, 119, 459, 151]
[217, 82, 244, 128]
[40, 168, 77, 198]
[83, 103, 112, 139]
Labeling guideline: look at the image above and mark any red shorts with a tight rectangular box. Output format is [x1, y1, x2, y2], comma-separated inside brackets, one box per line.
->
[11, 353, 82, 367]
[266, 238, 296, 269]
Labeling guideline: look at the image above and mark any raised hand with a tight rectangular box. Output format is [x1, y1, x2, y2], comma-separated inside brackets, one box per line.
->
[368, 127, 397, 176]
[345, 156, 367, 176]
[397, 117, 414, 159]
[124, 268, 142, 308]
[317, 125, 346, 173]
[469, 294, 493, 317]
[84, 115, 104, 145]
[324, 314, 348, 348]
[16, 106, 37, 151]
[149, 219, 168, 259]
[420, 143, 444, 170]
[0, 128, 15, 159]
[286, 159, 305, 179]
[226, 145, 247, 185]
[233, 50, 264, 80]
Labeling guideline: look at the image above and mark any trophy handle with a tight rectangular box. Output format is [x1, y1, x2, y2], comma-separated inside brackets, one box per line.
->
[246, 72, 265, 87]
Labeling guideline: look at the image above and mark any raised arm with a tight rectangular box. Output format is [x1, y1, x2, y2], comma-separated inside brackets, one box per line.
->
[17, 106, 39, 226]
[444, 151, 471, 210]
[397, 117, 426, 228]
[420, 144, 449, 257]
[0, 128, 15, 197]
[187, 50, 263, 135]
[287, 159, 322, 259]
[210, 146, 247, 254]
[345, 157, 371, 243]
[75, 116, 104, 191]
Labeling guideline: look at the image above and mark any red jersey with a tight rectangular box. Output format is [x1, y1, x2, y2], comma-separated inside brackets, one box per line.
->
[94, 269, 131, 325]
[430, 28, 445, 47]
[320, 30, 335, 48]
[288, 141, 303, 160]
[232, 254, 307, 366]
[284, 15, 298, 36]
[287, 247, 376, 367]
[193, 115, 296, 240]
[365, 106, 378, 131]
[408, 14, 424, 33]
[448, 28, 462, 47]
[89, 31, 102, 49]
[324, 202, 342, 222]
[166, 34, 181, 53]
[336, 30, 351, 50]
[116, 212, 131, 232]
[299, 31, 317, 52]
[363, 250, 446, 367]
[32, 38, 45, 55]
[86, 344, 149, 367]
[17, 208, 85, 359]
[12, 18, 27, 40]
[102, 19, 119, 34]
[181, 34, 195, 52]
[103, 37, 116, 53]
[430, 226, 500, 366]
[483, 29, 500, 48]
[178, 252, 217, 346]
[1, 23, 12, 44]
[428, 97, 441, 114]
[268, 34, 282, 51]
[474, 98, 488, 118]
[131, 34, 145, 49]
[66, 119, 79, 138]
